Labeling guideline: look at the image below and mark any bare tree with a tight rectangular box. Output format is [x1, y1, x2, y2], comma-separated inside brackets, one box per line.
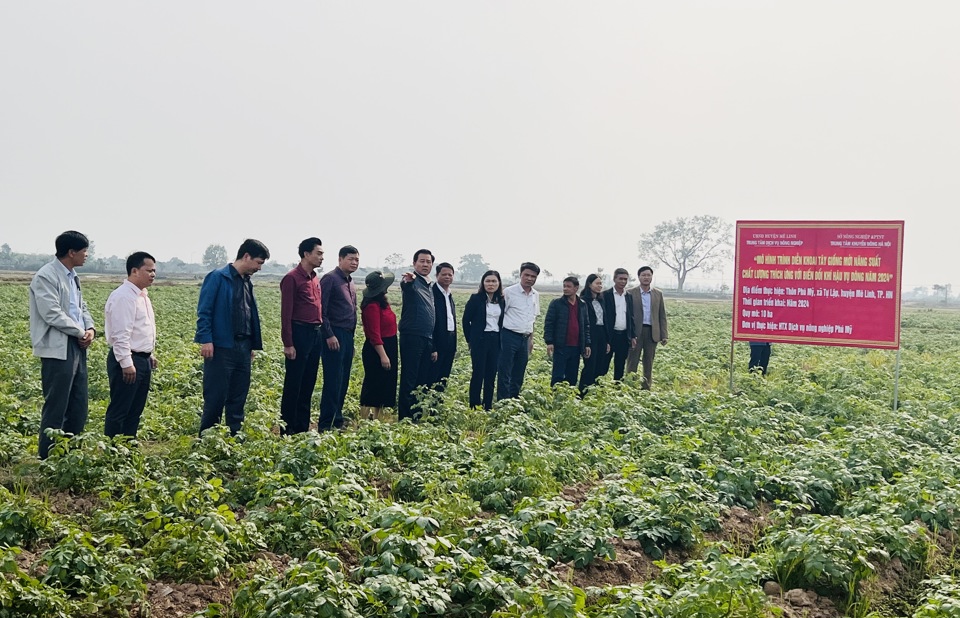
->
[383, 252, 406, 273]
[638, 215, 732, 292]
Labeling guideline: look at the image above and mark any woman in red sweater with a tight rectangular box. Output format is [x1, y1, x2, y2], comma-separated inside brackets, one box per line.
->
[359, 271, 398, 420]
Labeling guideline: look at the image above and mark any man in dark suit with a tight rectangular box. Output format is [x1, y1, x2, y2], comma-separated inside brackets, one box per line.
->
[398, 249, 437, 421]
[599, 267, 636, 380]
[431, 262, 457, 391]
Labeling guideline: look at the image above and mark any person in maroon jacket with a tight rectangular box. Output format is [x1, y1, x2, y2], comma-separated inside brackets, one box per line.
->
[318, 245, 359, 431]
[279, 237, 324, 435]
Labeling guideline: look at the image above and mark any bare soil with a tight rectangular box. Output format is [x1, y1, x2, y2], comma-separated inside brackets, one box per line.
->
[140, 580, 236, 618]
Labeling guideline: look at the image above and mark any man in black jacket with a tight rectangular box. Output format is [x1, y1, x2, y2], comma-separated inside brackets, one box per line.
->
[544, 276, 591, 386]
[398, 249, 437, 421]
[431, 262, 457, 391]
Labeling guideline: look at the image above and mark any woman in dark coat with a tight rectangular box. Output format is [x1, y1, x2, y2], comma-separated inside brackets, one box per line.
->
[461, 270, 504, 409]
[579, 273, 610, 392]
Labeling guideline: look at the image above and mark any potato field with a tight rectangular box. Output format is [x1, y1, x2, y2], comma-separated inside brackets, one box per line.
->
[2, 279, 960, 618]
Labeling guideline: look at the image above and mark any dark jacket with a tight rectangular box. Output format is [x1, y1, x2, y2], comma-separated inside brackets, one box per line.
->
[432, 283, 457, 342]
[461, 292, 505, 345]
[399, 274, 436, 339]
[543, 295, 591, 353]
[195, 264, 263, 350]
[602, 288, 635, 340]
[582, 291, 606, 351]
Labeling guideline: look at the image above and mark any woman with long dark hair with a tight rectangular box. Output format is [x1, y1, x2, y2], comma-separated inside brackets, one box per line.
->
[579, 273, 610, 392]
[461, 270, 504, 409]
[359, 271, 398, 420]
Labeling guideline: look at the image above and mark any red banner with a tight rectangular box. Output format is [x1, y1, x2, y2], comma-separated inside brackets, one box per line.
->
[732, 221, 904, 349]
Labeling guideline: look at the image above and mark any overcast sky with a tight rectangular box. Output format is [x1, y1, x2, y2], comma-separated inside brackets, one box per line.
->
[2, 2, 957, 290]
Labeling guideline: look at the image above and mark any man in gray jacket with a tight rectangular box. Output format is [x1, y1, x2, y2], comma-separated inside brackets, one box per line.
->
[29, 231, 97, 459]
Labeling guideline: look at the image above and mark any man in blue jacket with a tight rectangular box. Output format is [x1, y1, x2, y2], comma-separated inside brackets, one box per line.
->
[544, 276, 591, 386]
[195, 238, 270, 435]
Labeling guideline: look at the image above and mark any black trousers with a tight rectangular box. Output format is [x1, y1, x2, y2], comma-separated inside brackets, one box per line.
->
[104, 350, 153, 438]
[469, 331, 499, 409]
[38, 338, 88, 459]
[749, 343, 771, 375]
[398, 333, 433, 421]
[551, 346, 581, 386]
[281, 322, 324, 435]
[603, 329, 630, 381]
[200, 338, 252, 435]
[497, 329, 530, 399]
[579, 323, 609, 391]
[319, 326, 355, 430]
[432, 330, 457, 391]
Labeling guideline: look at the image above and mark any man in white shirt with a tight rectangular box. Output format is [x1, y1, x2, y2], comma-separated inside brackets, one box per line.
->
[497, 262, 541, 399]
[104, 252, 158, 437]
[600, 268, 637, 380]
[431, 262, 457, 390]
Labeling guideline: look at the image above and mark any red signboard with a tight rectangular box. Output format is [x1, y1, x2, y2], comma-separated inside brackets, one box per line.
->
[732, 221, 904, 349]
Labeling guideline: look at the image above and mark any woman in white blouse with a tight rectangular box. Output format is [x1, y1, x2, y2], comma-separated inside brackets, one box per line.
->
[579, 273, 610, 393]
[461, 270, 505, 409]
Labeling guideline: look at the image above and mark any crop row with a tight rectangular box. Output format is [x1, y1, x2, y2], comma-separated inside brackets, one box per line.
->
[2, 282, 960, 617]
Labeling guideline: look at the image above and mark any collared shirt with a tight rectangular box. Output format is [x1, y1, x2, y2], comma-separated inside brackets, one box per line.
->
[231, 265, 255, 339]
[58, 261, 85, 328]
[502, 283, 540, 334]
[612, 288, 627, 331]
[320, 267, 358, 338]
[105, 280, 156, 368]
[484, 301, 502, 332]
[639, 288, 652, 325]
[437, 285, 455, 332]
[592, 299, 604, 326]
[280, 264, 323, 347]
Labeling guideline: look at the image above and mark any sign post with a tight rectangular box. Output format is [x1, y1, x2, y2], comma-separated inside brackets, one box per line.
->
[731, 221, 905, 404]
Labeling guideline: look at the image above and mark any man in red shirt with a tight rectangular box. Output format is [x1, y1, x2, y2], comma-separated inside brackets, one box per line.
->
[279, 237, 324, 435]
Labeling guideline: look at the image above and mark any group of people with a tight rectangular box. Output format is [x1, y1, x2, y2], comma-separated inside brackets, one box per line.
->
[28, 231, 670, 459]
[29, 231, 157, 458]
[541, 267, 669, 393]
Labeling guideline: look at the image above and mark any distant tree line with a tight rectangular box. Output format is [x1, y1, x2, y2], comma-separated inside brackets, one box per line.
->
[3, 216, 747, 291]
[0, 242, 295, 278]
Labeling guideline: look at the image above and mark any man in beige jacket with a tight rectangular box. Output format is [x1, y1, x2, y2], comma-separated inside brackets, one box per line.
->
[627, 266, 668, 390]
